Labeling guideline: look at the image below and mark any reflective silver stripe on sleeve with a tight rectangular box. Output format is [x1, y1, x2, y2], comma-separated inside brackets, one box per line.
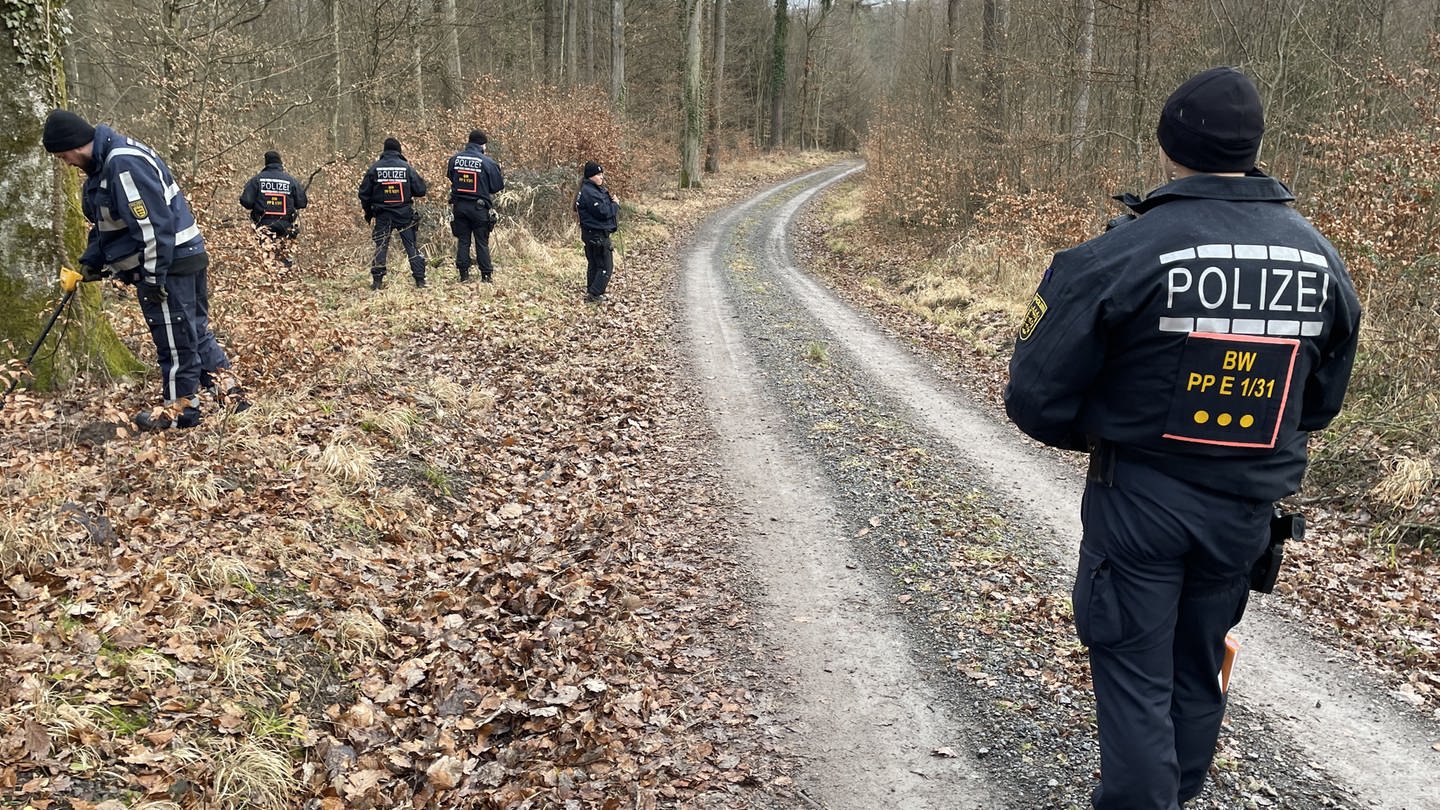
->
[118, 170, 161, 281]
[174, 223, 201, 247]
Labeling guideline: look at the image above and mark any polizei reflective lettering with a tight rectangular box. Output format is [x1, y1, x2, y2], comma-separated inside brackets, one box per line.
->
[1158, 244, 1332, 338]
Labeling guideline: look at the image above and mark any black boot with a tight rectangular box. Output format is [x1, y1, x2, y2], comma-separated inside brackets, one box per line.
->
[371, 274, 384, 291]
[459, 268, 472, 283]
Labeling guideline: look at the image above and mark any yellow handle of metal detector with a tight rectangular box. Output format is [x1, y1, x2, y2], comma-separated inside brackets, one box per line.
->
[59, 266, 83, 293]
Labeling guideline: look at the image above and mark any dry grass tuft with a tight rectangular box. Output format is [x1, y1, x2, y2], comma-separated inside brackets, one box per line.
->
[334, 608, 388, 655]
[313, 438, 379, 489]
[177, 468, 223, 508]
[945, 234, 1052, 318]
[331, 349, 382, 388]
[361, 403, 419, 443]
[194, 555, 255, 592]
[124, 649, 177, 688]
[424, 376, 497, 417]
[0, 510, 64, 574]
[1370, 455, 1436, 510]
[210, 636, 260, 691]
[211, 740, 299, 810]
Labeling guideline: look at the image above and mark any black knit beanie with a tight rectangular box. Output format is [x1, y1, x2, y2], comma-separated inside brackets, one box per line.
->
[469, 130, 487, 145]
[1156, 67, 1265, 173]
[583, 161, 603, 178]
[264, 150, 282, 166]
[383, 137, 402, 153]
[43, 109, 96, 153]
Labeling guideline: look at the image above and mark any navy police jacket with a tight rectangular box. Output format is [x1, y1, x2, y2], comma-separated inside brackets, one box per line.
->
[240, 162, 308, 227]
[357, 149, 427, 220]
[78, 124, 206, 287]
[447, 143, 504, 205]
[1004, 173, 1362, 500]
[574, 178, 618, 233]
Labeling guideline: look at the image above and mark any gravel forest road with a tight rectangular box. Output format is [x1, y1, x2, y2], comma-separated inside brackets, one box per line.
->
[679, 162, 1440, 809]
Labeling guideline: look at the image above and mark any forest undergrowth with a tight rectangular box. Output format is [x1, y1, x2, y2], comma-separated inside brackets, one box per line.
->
[0, 151, 835, 809]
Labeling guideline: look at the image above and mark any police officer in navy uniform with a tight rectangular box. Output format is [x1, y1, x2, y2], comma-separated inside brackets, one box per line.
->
[239, 150, 308, 268]
[574, 161, 619, 302]
[447, 130, 505, 283]
[43, 109, 250, 431]
[1005, 67, 1361, 809]
[358, 136, 428, 289]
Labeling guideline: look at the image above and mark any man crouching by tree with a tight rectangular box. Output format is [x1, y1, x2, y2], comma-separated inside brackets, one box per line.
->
[239, 149, 307, 269]
[43, 109, 251, 431]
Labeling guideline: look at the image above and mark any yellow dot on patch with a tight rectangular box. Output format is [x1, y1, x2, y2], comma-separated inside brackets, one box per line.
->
[1193, 411, 1210, 424]
[1218, 413, 1233, 427]
[1240, 414, 1255, 428]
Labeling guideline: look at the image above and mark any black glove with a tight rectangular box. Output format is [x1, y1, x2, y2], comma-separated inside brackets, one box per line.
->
[138, 281, 167, 305]
[79, 264, 109, 282]
[363, 206, 374, 224]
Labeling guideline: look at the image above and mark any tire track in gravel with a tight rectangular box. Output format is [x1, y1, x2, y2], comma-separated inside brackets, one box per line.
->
[682, 162, 1440, 810]
[682, 164, 1005, 809]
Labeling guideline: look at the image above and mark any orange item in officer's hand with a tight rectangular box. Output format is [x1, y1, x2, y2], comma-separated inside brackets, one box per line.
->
[1220, 634, 1240, 693]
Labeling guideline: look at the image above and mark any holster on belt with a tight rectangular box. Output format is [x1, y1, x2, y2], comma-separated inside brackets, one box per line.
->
[1087, 439, 1117, 486]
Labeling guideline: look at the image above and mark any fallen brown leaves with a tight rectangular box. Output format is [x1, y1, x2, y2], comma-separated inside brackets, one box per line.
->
[0, 152, 834, 808]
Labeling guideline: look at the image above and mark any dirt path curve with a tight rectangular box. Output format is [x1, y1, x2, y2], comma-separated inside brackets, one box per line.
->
[682, 166, 1002, 808]
[681, 162, 1440, 809]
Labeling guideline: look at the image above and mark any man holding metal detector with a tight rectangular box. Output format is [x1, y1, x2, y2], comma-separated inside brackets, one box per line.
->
[1005, 67, 1361, 809]
[42, 109, 249, 431]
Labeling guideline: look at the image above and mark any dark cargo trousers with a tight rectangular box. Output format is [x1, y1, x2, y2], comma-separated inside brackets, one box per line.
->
[137, 252, 231, 405]
[370, 213, 426, 285]
[1074, 455, 1269, 810]
[451, 199, 495, 280]
[582, 228, 613, 299]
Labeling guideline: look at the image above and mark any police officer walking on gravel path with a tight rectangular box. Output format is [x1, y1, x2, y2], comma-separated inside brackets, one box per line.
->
[575, 160, 619, 303]
[239, 149, 308, 269]
[447, 130, 504, 283]
[43, 109, 251, 431]
[358, 136, 428, 289]
[1005, 67, 1361, 809]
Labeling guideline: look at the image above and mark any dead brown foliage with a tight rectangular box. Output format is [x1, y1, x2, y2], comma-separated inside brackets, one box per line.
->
[0, 152, 836, 808]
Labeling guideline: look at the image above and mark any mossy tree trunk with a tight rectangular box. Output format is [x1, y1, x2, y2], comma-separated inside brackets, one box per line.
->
[1, 0, 142, 394]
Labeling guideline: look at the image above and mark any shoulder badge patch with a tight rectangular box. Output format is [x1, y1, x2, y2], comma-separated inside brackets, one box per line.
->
[1019, 293, 1048, 340]
[129, 200, 149, 220]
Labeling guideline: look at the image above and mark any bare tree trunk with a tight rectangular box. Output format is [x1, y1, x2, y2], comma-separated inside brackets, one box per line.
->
[414, 39, 426, 116]
[2, 7, 141, 390]
[705, 0, 727, 172]
[566, 0, 578, 85]
[330, 0, 343, 150]
[680, 0, 704, 187]
[1071, 0, 1095, 160]
[981, 0, 1003, 142]
[546, 0, 563, 84]
[944, 0, 961, 99]
[441, 0, 463, 106]
[1130, 0, 1152, 171]
[767, 0, 788, 150]
[584, 0, 596, 85]
[611, 0, 626, 107]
